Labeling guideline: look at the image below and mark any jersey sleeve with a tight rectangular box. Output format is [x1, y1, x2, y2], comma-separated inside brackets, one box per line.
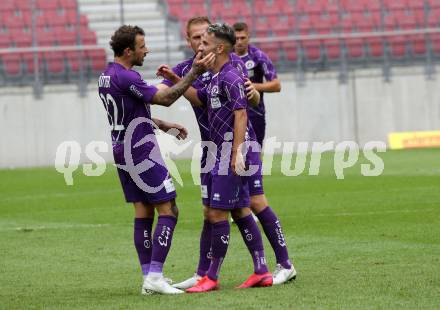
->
[124, 71, 159, 103]
[224, 73, 247, 111]
[196, 86, 208, 105]
[230, 54, 249, 79]
[259, 52, 278, 81]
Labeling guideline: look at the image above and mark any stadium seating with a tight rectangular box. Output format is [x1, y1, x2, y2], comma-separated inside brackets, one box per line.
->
[0, 0, 105, 82]
[164, 0, 439, 67]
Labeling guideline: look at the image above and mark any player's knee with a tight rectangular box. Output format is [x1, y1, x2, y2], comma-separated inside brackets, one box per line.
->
[231, 207, 251, 220]
[170, 200, 179, 219]
[250, 195, 268, 214]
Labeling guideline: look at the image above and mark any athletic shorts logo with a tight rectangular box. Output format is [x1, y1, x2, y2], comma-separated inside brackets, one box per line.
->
[213, 193, 221, 201]
[164, 178, 175, 193]
[201, 185, 208, 198]
[254, 179, 261, 188]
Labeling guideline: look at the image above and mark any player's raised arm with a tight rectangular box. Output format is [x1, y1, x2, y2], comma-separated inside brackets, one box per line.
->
[151, 52, 214, 106]
[156, 64, 204, 107]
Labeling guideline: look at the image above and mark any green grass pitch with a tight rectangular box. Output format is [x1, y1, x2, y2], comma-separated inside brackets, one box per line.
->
[1, 149, 439, 309]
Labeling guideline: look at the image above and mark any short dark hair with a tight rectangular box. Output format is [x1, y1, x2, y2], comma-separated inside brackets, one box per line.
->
[186, 16, 211, 37]
[206, 23, 236, 47]
[233, 22, 249, 33]
[110, 25, 145, 57]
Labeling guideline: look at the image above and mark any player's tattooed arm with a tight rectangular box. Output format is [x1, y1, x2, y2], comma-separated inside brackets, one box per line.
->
[253, 78, 281, 93]
[156, 65, 204, 107]
[245, 78, 261, 107]
[152, 52, 215, 107]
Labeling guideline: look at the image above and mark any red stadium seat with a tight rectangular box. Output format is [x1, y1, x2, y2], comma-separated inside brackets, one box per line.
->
[86, 48, 107, 72]
[0, 1, 14, 11]
[44, 51, 65, 74]
[429, 33, 440, 54]
[0, 33, 12, 48]
[80, 29, 97, 45]
[255, 0, 282, 15]
[1, 53, 22, 77]
[389, 36, 407, 58]
[281, 41, 297, 62]
[410, 34, 427, 55]
[36, 0, 58, 10]
[302, 40, 322, 61]
[323, 39, 341, 59]
[22, 51, 44, 74]
[14, 0, 32, 10]
[366, 37, 384, 57]
[58, 0, 78, 10]
[43, 10, 68, 28]
[56, 29, 77, 46]
[258, 42, 280, 62]
[9, 28, 32, 47]
[345, 38, 365, 59]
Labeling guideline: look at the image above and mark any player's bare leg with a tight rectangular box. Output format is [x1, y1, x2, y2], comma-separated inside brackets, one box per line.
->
[231, 207, 272, 288]
[142, 199, 183, 295]
[251, 194, 297, 285]
[186, 208, 228, 293]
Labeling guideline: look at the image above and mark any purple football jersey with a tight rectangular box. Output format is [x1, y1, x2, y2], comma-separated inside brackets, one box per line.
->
[98, 62, 159, 164]
[239, 44, 278, 118]
[161, 53, 248, 169]
[197, 62, 257, 174]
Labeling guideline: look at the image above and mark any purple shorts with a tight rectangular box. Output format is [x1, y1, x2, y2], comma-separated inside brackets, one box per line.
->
[114, 145, 177, 204]
[246, 151, 265, 197]
[202, 172, 250, 210]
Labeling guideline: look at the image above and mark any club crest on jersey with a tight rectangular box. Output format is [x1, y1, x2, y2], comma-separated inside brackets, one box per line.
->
[210, 85, 221, 109]
[245, 60, 255, 69]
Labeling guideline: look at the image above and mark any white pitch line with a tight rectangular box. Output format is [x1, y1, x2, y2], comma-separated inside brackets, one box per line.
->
[0, 188, 121, 203]
[312, 208, 436, 217]
[0, 223, 115, 232]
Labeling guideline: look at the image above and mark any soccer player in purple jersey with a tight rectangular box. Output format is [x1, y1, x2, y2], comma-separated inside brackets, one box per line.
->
[155, 17, 263, 290]
[233, 22, 281, 148]
[162, 23, 274, 293]
[233, 22, 297, 285]
[98, 25, 214, 295]
[159, 20, 296, 287]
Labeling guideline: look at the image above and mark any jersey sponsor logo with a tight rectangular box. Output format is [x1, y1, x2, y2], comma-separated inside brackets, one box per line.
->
[211, 97, 221, 109]
[164, 178, 175, 193]
[98, 75, 111, 88]
[201, 185, 208, 198]
[129, 85, 143, 98]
